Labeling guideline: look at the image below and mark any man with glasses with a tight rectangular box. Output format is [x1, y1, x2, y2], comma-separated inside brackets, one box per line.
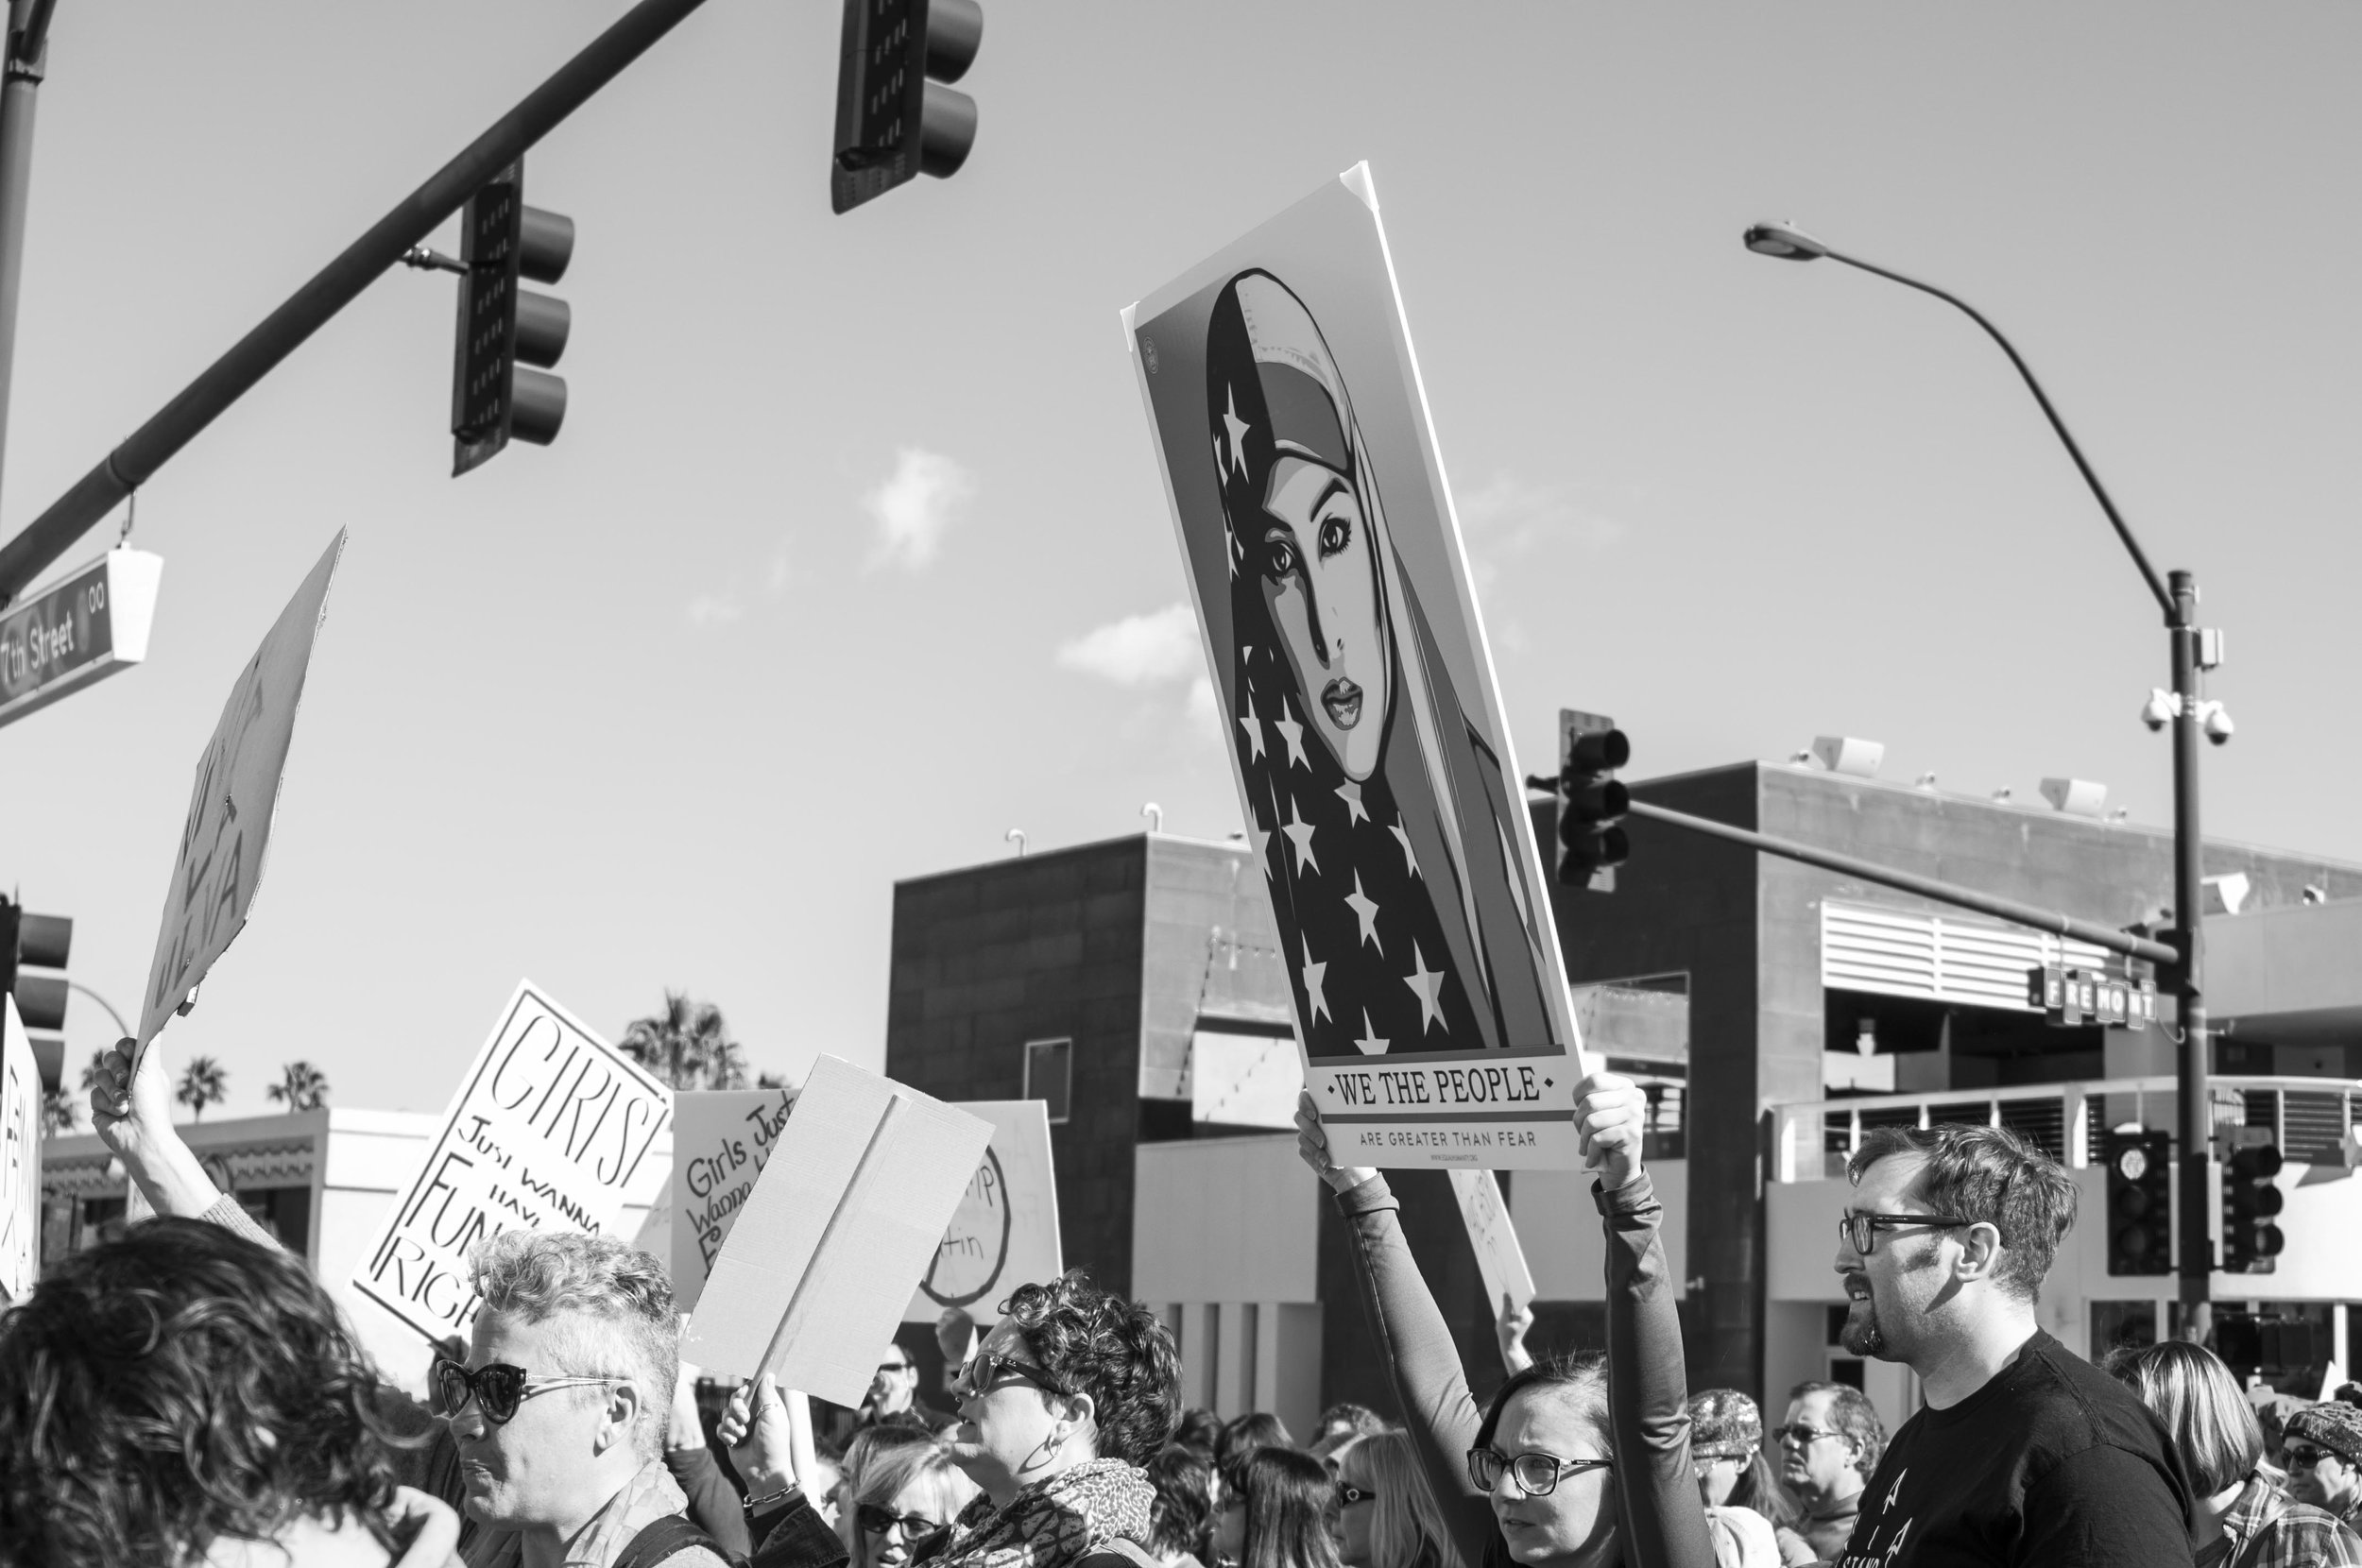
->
[2285, 1405, 2362, 1530]
[1773, 1381, 1884, 1561]
[1829, 1123, 2193, 1567]
[856, 1343, 956, 1437]
[443, 1230, 732, 1568]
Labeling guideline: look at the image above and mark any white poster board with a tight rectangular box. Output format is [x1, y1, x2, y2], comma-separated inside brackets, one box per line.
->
[1448, 1167, 1535, 1315]
[686, 1057, 990, 1407]
[906, 1100, 1062, 1324]
[137, 532, 345, 1057]
[0, 996, 39, 1302]
[352, 980, 673, 1340]
[671, 1084, 797, 1311]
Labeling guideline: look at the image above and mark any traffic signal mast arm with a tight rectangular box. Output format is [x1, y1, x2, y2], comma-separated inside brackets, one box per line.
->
[1622, 797, 2178, 968]
[0, 0, 718, 606]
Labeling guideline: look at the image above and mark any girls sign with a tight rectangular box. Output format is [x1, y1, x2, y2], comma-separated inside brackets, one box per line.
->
[1124, 165, 1590, 1169]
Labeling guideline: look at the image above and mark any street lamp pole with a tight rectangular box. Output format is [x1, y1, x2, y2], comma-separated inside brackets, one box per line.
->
[1743, 221, 2217, 1340]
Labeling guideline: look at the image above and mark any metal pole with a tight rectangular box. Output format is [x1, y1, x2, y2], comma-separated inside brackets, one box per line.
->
[1625, 798, 2179, 967]
[0, 0, 55, 511]
[2169, 569, 2212, 1341]
[0, 0, 714, 605]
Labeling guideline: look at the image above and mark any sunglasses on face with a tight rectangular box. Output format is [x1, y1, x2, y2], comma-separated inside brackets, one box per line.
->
[1337, 1482, 1378, 1508]
[432, 1356, 623, 1426]
[1465, 1447, 1614, 1496]
[856, 1504, 950, 1545]
[2285, 1445, 2333, 1470]
[953, 1349, 1069, 1400]
[1839, 1210, 1975, 1255]
[1771, 1425, 1840, 1448]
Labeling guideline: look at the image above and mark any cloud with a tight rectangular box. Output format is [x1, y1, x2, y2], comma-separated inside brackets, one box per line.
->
[686, 594, 743, 625]
[1456, 472, 1628, 554]
[1055, 603, 1206, 687]
[864, 448, 976, 571]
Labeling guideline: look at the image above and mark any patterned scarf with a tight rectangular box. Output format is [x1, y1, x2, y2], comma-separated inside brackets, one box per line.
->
[934, 1458, 1155, 1568]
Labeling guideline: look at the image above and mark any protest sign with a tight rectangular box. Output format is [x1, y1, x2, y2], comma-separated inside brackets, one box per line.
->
[907, 1099, 1061, 1324]
[353, 980, 672, 1340]
[670, 1083, 797, 1311]
[137, 531, 346, 1058]
[1125, 164, 1590, 1169]
[0, 996, 38, 1302]
[686, 1056, 990, 1407]
[1447, 1167, 1535, 1317]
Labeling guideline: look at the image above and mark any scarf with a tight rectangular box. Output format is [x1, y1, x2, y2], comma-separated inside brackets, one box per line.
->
[935, 1458, 1155, 1568]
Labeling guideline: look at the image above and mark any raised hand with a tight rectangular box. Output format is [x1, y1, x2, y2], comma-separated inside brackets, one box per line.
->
[1496, 1290, 1535, 1375]
[720, 1372, 796, 1498]
[87, 1037, 223, 1218]
[1293, 1090, 1378, 1194]
[1572, 1071, 1648, 1192]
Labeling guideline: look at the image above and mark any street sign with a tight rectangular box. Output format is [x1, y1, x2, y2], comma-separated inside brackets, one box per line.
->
[2027, 963, 2156, 1030]
[0, 548, 163, 731]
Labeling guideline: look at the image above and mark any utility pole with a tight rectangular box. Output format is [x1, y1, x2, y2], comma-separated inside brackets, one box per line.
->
[0, 0, 55, 504]
[2169, 569, 2212, 1343]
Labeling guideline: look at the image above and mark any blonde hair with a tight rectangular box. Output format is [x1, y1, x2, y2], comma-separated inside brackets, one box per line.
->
[1336, 1430, 1463, 1568]
[2112, 1340, 2260, 1495]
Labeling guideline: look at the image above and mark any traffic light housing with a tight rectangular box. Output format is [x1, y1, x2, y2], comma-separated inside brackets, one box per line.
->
[1557, 710, 1630, 891]
[2103, 1130, 2172, 1276]
[2221, 1141, 2285, 1273]
[831, 0, 983, 214]
[450, 160, 573, 476]
[0, 896, 70, 1090]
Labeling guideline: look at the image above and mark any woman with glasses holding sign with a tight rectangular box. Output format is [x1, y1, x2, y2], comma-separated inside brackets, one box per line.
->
[1294, 1075, 1718, 1568]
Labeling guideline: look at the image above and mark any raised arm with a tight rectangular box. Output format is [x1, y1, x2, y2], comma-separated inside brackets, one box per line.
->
[88, 1038, 279, 1248]
[1576, 1077, 1716, 1568]
[1294, 1094, 1498, 1568]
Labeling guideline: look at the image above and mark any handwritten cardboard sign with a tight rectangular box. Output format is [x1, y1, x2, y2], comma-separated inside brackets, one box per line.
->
[670, 1084, 797, 1311]
[1447, 1167, 1535, 1316]
[906, 1100, 1062, 1323]
[353, 980, 673, 1340]
[1126, 167, 1591, 1169]
[686, 1057, 990, 1407]
[137, 531, 346, 1056]
[0, 996, 39, 1303]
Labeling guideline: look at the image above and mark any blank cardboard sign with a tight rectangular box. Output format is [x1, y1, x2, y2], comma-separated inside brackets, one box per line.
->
[685, 1057, 989, 1407]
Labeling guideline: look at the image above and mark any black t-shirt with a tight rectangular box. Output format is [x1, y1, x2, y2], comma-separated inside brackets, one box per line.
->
[1836, 1330, 2195, 1568]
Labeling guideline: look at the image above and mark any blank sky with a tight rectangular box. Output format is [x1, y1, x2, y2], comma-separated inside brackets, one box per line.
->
[9, 3, 2357, 1115]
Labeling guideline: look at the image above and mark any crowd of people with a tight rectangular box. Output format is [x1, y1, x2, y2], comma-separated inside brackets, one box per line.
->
[4, 1037, 2362, 1568]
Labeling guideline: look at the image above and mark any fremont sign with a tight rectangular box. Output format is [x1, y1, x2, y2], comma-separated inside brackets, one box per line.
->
[0, 548, 163, 731]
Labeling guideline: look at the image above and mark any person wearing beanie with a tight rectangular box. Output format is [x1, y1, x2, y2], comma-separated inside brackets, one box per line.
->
[1685, 1390, 1810, 1567]
[2286, 1404, 2362, 1529]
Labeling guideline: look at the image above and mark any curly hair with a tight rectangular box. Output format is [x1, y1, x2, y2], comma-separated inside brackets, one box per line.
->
[0, 1217, 420, 1568]
[1847, 1123, 2078, 1302]
[468, 1230, 678, 1459]
[1002, 1269, 1181, 1466]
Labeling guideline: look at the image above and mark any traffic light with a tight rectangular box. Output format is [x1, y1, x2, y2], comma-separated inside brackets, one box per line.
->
[450, 160, 573, 476]
[1557, 710, 1630, 891]
[830, 0, 984, 214]
[0, 896, 70, 1090]
[2221, 1141, 2285, 1273]
[2103, 1130, 2172, 1276]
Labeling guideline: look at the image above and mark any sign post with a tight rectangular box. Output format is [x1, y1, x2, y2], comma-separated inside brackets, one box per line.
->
[0, 547, 162, 730]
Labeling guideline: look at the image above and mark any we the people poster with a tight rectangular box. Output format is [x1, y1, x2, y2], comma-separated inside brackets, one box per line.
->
[1125, 165, 1588, 1169]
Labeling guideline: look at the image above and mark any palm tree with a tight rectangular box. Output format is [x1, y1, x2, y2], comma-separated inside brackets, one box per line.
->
[41, 1084, 77, 1134]
[266, 1060, 331, 1112]
[176, 1055, 228, 1120]
[619, 991, 747, 1091]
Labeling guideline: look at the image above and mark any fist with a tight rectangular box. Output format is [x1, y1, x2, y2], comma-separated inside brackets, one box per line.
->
[1572, 1072, 1647, 1191]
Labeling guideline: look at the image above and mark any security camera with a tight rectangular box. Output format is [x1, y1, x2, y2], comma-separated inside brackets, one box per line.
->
[2140, 690, 2176, 733]
[2202, 702, 2234, 746]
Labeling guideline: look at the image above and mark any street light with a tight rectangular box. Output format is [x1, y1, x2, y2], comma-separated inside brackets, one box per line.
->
[1745, 219, 2227, 1342]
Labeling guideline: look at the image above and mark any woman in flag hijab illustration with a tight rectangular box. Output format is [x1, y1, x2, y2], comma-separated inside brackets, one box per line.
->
[1207, 269, 1557, 1059]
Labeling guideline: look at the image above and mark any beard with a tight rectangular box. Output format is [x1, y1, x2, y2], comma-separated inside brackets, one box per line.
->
[1840, 1292, 1891, 1358]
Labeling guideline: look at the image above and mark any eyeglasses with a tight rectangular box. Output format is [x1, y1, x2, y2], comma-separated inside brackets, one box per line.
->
[954, 1349, 1069, 1400]
[855, 1504, 950, 1545]
[1466, 1447, 1614, 1496]
[1337, 1482, 1379, 1508]
[431, 1356, 624, 1427]
[1771, 1425, 1840, 1448]
[2284, 1445, 2333, 1470]
[876, 1359, 916, 1376]
[1839, 1211, 1976, 1255]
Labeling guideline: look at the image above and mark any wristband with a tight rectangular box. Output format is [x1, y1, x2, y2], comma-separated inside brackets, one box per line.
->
[742, 1482, 799, 1516]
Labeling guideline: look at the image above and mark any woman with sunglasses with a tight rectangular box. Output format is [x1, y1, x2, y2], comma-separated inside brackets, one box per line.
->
[1295, 1074, 1717, 1568]
[841, 1432, 981, 1568]
[1330, 1429, 1463, 1568]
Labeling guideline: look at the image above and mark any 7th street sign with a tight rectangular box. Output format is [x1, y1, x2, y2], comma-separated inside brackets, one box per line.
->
[0, 548, 163, 731]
